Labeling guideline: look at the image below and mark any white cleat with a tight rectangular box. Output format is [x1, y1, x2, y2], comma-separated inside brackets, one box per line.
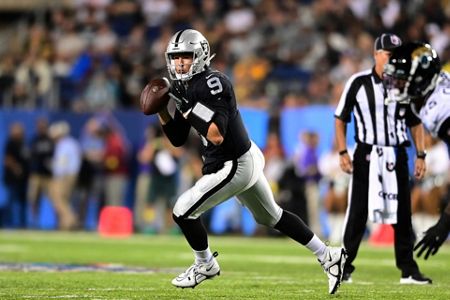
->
[400, 273, 432, 285]
[172, 252, 220, 288]
[320, 247, 347, 294]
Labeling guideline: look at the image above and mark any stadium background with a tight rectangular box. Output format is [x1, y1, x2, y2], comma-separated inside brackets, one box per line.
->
[0, 0, 448, 235]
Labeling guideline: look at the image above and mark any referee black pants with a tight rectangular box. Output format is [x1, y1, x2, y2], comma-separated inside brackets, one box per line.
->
[343, 143, 419, 276]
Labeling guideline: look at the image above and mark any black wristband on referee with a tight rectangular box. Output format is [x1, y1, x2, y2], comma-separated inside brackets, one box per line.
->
[339, 149, 348, 156]
[416, 150, 427, 160]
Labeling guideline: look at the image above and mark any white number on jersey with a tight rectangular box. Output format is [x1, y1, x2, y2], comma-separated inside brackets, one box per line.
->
[419, 71, 450, 137]
[207, 77, 223, 95]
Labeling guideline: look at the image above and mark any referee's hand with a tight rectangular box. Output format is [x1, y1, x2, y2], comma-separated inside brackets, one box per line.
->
[339, 153, 353, 174]
[414, 158, 426, 180]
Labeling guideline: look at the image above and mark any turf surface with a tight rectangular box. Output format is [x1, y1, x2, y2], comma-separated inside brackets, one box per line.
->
[0, 231, 448, 299]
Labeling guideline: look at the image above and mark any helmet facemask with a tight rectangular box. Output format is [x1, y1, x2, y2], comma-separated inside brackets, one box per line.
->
[383, 43, 440, 105]
[383, 63, 410, 104]
[166, 52, 196, 81]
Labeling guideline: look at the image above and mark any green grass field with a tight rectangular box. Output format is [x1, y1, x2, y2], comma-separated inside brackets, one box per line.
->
[0, 231, 448, 299]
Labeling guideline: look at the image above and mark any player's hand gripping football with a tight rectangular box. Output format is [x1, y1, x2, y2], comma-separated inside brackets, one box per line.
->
[140, 77, 170, 115]
[168, 80, 192, 114]
[414, 212, 450, 259]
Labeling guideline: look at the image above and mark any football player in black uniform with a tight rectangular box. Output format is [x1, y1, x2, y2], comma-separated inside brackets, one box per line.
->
[155, 29, 347, 294]
[384, 42, 450, 260]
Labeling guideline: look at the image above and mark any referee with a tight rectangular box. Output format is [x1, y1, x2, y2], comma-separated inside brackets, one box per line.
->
[334, 33, 431, 284]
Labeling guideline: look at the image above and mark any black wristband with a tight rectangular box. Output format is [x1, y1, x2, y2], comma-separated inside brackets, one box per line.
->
[417, 150, 427, 159]
[339, 149, 348, 156]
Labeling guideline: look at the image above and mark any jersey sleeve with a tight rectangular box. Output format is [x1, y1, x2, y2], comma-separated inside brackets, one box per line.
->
[334, 76, 358, 123]
[162, 109, 191, 147]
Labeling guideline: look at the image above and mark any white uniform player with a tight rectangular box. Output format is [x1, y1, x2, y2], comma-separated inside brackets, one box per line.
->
[384, 42, 450, 260]
[416, 72, 450, 142]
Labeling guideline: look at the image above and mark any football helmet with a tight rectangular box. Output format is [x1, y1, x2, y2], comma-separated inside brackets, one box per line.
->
[165, 29, 215, 81]
[383, 42, 441, 104]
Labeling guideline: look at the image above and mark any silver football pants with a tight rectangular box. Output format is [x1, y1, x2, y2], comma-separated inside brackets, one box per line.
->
[173, 141, 283, 227]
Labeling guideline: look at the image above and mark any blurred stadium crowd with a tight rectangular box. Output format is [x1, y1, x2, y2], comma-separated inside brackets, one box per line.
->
[0, 0, 448, 111]
[0, 0, 449, 240]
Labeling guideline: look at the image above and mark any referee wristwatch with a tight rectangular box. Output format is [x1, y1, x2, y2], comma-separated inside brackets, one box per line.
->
[339, 149, 348, 156]
[417, 150, 427, 160]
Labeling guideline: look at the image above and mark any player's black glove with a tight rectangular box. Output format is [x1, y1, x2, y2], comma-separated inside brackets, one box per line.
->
[169, 80, 192, 114]
[414, 212, 450, 259]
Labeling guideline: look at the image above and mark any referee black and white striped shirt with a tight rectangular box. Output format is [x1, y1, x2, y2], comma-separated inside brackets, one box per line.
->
[335, 68, 421, 146]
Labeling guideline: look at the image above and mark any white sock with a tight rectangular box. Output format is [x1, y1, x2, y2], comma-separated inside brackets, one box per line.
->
[194, 247, 213, 264]
[305, 234, 327, 262]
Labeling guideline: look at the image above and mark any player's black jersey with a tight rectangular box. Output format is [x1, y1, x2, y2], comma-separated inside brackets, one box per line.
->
[163, 68, 251, 174]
